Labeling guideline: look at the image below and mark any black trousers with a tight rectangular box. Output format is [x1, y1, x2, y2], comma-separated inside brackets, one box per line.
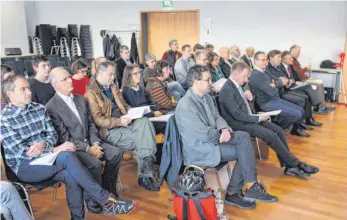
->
[233, 121, 299, 167]
[281, 90, 312, 119]
[77, 142, 122, 197]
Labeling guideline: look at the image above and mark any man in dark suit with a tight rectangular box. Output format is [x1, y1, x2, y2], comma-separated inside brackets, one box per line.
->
[219, 62, 318, 178]
[115, 45, 135, 88]
[248, 51, 309, 137]
[266, 50, 323, 128]
[46, 67, 122, 214]
[240, 46, 255, 69]
[281, 51, 329, 114]
[219, 47, 233, 78]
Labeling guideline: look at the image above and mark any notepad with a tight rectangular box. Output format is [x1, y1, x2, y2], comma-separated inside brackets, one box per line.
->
[289, 82, 309, 90]
[30, 152, 60, 166]
[122, 106, 151, 120]
[149, 114, 174, 122]
[251, 110, 282, 117]
[211, 78, 227, 89]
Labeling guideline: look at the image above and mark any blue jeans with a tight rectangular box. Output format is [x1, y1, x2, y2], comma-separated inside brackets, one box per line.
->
[167, 81, 186, 101]
[261, 99, 304, 129]
[17, 151, 110, 220]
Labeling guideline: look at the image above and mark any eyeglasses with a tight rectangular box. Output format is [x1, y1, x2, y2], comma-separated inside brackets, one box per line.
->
[132, 71, 141, 75]
[200, 78, 212, 83]
[257, 59, 268, 62]
[79, 68, 90, 73]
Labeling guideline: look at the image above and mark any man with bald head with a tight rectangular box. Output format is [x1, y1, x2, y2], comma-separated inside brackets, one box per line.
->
[46, 67, 123, 214]
[230, 45, 241, 63]
[241, 46, 255, 69]
[219, 47, 233, 78]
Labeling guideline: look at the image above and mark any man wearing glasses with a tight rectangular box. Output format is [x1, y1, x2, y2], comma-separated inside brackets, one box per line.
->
[175, 65, 278, 210]
[248, 52, 309, 137]
[29, 55, 55, 105]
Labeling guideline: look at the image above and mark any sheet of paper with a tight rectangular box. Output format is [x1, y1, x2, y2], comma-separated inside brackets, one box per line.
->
[290, 82, 309, 90]
[211, 78, 227, 89]
[123, 106, 151, 120]
[30, 152, 60, 166]
[306, 79, 323, 84]
[311, 85, 317, 90]
[149, 114, 174, 122]
[251, 110, 282, 117]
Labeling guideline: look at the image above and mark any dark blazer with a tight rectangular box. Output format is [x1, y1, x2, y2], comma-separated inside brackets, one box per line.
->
[279, 63, 301, 82]
[219, 79, 259, 129]
[248, 69, 281, 107]
[219, 59, 232, 78]
[115, 57, 135, 88]
[46, 93, 101, 152]
[241, 55, 253, 68]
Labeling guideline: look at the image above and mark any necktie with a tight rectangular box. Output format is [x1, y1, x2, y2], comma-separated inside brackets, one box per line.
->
[249, 59, 253, 69]
[238, 87, 253, 114]
[68, 97, 83, 125]
[287, 66, 292, 78]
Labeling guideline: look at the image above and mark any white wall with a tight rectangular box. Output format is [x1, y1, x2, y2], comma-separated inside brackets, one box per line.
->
[24, 1, 347, 67]
[1, 1, 29, 56]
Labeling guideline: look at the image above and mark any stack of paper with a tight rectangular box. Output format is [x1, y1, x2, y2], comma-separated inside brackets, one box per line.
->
[122, 106, 151, 120]
[30, 152, 60, 166]
[251, 110, 282, 117]
[212, 78, 227, 89]
[149, 114, 174, 122]
[290, 82, 309, 90]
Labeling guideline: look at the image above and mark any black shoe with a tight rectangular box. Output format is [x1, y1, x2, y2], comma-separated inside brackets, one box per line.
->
[305, 118, 323, 127]
[298, 162, 319, 174]
[290, 128, 310, 137]
[244, 182, 278, 203]
[284, 167, 310, 179]
[85, 199, 102, 214]
[300, 123, 313, 130]
[313, 108, 328, 115]
[225, 192, 256, 210]
[138, 177, 160, 191]
[103, 196, 138, 216]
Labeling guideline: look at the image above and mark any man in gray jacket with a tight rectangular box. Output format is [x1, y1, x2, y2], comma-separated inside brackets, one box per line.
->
[174, 44, 195, 90]
[175, 65, 278, 210]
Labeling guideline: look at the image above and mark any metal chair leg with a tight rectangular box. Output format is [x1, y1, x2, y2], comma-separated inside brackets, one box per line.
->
[52, 182, 60, 202]
[117, 175, 124, 192]
[255, 137, 262, 160]
[226, 163, 232, 179]
[13, 182, 35, 219]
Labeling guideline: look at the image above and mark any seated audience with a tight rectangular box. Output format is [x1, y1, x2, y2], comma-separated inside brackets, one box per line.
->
[289, 46, 334, 112]
[241, 46, 255, 69]
[70, 58, 90, 96]
[115, 45, 134, 88]
[219, 62, 319, 178]
[266, 50, 323, 128]
[208, 52, 225, 83]
[146, 61, 177, 112]
[230, 45, 241, 63]
[29, 55, 55, 105]
[85, 61, 159, 191]
[143, 53, 156, 85]
[162, 39, 182, 68]
[205, 43, 214, 54]
[46, 67, 123, 213]
[174, 44, 195, 90]
[1, 64, 15, 109]
[248, 51, 309, 137]
[0, 181, 33, 220]
[219, 47, 233, 78]
[122, 64, 167, 134]
[175, 65, 277, 210]
[1, 75, 137, 219]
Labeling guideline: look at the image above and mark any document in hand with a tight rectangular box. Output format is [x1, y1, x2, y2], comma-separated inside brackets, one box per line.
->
[251, 110, 282, 117]
[289, 82, 309, 90]
[30, 152, 60, 166]
[211, 78, 227, 89]
[122, 106, 151, 120]
[149, 114, 174, 122]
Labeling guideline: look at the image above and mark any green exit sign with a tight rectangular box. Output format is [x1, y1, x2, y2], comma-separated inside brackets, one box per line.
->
[162, 0, 173, 8]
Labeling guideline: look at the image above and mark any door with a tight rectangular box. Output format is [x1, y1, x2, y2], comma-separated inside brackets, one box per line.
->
[142, 10, 200, 60]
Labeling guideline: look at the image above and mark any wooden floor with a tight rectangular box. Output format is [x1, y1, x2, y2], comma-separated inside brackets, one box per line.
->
[29, 105, 347, 220]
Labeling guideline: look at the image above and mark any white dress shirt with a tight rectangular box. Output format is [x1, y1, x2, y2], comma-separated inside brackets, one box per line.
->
[57, 93, 83, 126]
